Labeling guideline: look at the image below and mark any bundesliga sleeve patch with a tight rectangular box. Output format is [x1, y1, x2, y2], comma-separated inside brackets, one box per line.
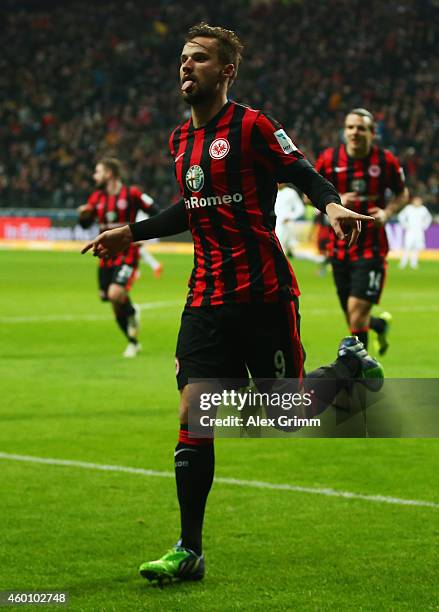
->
[274, 129, 297, 154]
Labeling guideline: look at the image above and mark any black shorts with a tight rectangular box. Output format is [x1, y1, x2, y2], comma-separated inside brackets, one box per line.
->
[98, 264, 137, 300]
[175, 299, 305, 389]
[331, 259, 386, 310]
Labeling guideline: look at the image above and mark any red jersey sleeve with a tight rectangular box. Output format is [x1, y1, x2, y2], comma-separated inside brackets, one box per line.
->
[314, 151, 328, 177]
[385, 150, 405, 195]
[129, 185, 155, 212]
[251, 112, 305, 180]
[84, 191, 100, 217]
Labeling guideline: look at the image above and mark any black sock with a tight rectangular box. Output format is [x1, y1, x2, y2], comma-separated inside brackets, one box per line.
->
[115, 298, 137, 342]
[175, 430, 214, 556]
[123, 296, 135, 317]
[370, 316, 386, 334]
[351, 329, 368, 349]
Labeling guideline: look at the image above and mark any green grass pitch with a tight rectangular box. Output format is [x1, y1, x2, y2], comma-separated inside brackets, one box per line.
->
[0, 249, 438, 611]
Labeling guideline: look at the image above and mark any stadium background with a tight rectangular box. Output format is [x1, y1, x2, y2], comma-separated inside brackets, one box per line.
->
[1, 1, 438, 610]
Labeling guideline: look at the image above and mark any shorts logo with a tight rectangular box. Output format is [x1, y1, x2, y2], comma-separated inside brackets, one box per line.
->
[186, 165, 205, 192]
[368, 165, 381, 178]
[209, 138, 230, 160]
[117, 198, 128, 210]
[175, 357, 180, 375]
[274, 129, 297, 154]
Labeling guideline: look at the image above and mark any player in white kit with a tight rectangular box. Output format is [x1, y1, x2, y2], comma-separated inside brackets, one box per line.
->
[398, 196, 432, 269]
[274, 183, 305, 257]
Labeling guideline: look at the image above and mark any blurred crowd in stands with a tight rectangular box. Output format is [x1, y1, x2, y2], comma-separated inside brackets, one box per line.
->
[1, 0, 438, 212]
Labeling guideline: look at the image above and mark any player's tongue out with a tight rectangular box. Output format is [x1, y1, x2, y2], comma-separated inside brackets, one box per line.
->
[182, 80, 195, 92]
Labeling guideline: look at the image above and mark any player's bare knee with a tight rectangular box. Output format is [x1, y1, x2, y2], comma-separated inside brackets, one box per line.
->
[347, 297, 371, 329]
[107, 284, 126, 305]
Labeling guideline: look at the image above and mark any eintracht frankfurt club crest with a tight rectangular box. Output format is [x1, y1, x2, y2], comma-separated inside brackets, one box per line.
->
[186, 165, 205, 192]
[209, 138, 230, 159]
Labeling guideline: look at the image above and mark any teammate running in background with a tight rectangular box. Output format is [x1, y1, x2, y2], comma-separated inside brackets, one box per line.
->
[82, 24, 381, 583]
[274, 183, 305, 257]
[78, 157, 160, 357]
[315, 108, 409, 354]
[398, 196, 432, 269]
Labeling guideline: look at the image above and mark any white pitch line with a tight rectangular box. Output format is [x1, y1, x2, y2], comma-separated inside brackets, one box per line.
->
[304, 305, 439, 315]
[1, 303, 438, 324]
[0, 452, 437, 510]
[0, 300, 181, 323]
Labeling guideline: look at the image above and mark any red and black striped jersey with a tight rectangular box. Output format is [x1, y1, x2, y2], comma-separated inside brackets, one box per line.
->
[315, 144, 405, 261]
[169, 100, 306, 306]
[86, 184, 153, 267]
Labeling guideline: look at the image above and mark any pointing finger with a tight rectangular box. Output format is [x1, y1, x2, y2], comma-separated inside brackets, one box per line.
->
[348, 226, 360, 247]
[353, 214, 375, 222]
[81, 242, 94, 254]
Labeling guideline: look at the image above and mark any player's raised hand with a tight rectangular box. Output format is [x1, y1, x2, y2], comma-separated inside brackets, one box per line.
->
[326, 202, 375, 247]
[81, 225, 133, 258]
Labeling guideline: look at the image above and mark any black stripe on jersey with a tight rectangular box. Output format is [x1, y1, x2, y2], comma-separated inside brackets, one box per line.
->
[200, 126, 238, 302]
[331, 147, 340, 259]
[377, 147, 387, 198]
[353, 157, 370, 259]
[252, 157, 294, 297]
[373, 147, 388, 259]
[226, 104, 265, 301]
[181, 125, 216, 306]
[102, 192, 109, 225]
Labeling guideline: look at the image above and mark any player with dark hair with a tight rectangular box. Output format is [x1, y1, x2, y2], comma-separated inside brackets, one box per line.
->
[315, 109, 409, 354]
[78, 157, 161, 357]
[82, 24, 381, 582]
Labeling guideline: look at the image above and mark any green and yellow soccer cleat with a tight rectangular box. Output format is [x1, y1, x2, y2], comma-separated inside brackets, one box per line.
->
[338, 336, 384, 391]
[139, 546, 205, 584]
[374, 311, 392, 356]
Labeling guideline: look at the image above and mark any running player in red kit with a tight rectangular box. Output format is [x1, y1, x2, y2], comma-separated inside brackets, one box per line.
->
[82, 25, 381, 582]
[315, 109, 409, 354]
[78, 157, 160, 357]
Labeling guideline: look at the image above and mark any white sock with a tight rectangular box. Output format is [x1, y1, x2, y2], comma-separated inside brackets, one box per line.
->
[141, 248, 161, 271]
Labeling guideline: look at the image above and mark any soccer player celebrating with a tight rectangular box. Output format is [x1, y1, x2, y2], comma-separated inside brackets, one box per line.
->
[315, 109, 409, 354]
[78, 157, 161, 357]
[82, 24, 381, 582]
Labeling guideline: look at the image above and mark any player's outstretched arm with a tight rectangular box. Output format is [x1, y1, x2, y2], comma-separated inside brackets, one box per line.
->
[326, 203, 375, 247]
[81, 199, 189, 258]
